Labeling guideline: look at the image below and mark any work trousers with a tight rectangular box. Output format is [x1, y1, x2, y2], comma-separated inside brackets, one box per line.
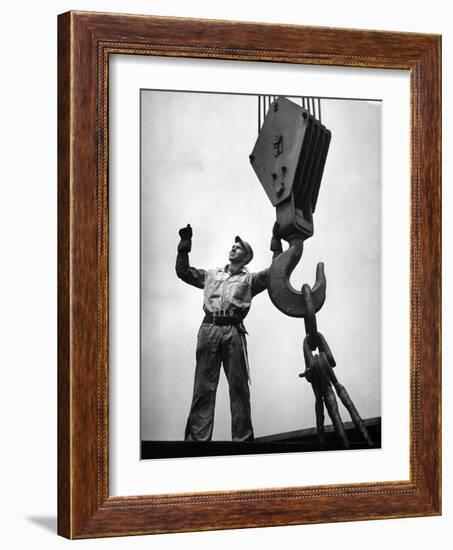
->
[185, 323, 254, 442]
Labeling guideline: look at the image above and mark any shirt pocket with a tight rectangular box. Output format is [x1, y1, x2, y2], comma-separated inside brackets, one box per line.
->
[228, 281, 251, 307]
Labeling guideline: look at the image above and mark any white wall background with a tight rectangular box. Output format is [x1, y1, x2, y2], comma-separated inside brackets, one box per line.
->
[0, 0, 450, 548]
[140, 91, 381, 440]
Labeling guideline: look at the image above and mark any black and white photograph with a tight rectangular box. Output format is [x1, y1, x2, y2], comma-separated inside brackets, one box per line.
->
[140, 89, 382, 459]
[2, 0, 446, 546]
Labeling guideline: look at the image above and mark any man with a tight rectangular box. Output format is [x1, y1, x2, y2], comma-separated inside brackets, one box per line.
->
[176, 223, 282, 442]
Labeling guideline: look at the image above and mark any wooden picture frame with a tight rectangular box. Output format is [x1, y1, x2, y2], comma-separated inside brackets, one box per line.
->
[58, 11, 441, 539]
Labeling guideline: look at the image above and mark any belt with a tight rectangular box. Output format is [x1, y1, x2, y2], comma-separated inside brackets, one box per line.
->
[203, 312, 242, 326]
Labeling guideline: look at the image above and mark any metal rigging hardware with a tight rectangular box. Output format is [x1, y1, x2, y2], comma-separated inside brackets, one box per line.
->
[250, 96, 372, 448]
[299, 285, 373, 448]
[250, 96, 330, 317]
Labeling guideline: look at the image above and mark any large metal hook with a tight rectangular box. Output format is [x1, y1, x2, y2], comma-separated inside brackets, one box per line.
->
[249, 96, 330, 318]
[268, 237, 326, 318]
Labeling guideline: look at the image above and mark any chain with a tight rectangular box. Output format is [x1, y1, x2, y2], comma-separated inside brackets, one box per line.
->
[298, 285, 373, 449]
[299, 283, 336, 380]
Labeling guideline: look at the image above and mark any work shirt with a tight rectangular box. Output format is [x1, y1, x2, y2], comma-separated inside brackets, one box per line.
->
[176, 251, 268, 319]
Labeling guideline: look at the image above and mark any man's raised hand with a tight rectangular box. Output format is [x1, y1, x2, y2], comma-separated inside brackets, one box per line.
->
[179, 224, 193, 240]
[178, 223, 193, 253]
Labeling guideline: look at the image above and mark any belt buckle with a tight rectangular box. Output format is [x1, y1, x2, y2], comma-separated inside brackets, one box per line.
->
[213, 309, 226, 325]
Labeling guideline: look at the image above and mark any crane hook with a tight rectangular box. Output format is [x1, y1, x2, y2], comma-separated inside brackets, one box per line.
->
[249, 96, 330, 318]
[268, 237, 326, 318]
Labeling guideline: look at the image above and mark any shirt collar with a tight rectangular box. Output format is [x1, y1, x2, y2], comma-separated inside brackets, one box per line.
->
[222, 264, 249, 275]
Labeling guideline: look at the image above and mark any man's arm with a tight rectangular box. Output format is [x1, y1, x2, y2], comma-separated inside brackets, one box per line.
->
[175, 224, 206, 289]
[250, 222, 283, 297]
[250, 268, 269, 297]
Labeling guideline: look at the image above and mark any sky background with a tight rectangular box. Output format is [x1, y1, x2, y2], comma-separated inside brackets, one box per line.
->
[140, 90, 381, 441]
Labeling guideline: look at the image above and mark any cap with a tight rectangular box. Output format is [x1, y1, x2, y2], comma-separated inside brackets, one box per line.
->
[235, 236, 254, 265]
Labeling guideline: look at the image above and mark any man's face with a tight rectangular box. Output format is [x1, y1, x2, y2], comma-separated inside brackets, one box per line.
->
[229, 242, 247, 264]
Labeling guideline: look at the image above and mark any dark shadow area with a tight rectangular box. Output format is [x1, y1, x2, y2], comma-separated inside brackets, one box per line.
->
[142, 417, 381, 459]
[26, 516, 57, 534]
